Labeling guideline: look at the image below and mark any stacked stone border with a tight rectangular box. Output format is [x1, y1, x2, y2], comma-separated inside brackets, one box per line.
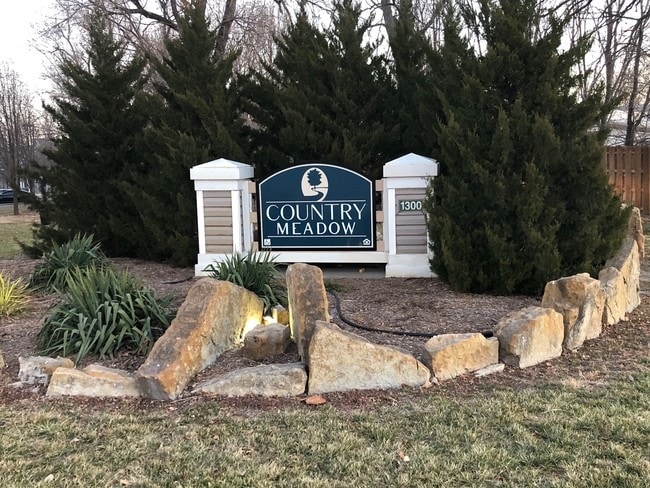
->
[6, 209, 644, 399]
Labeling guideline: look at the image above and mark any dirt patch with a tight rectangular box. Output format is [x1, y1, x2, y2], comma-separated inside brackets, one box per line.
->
[1, 256, 649, 411]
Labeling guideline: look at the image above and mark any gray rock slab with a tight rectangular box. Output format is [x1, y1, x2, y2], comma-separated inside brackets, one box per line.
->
[194, 363, 307, 397]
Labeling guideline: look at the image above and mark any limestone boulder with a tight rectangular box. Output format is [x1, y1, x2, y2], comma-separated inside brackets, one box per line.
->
[47, 365, 141, 398]
[286, 264, 329, 363]
[599, 237, 641, 325]
[628, 207, 645, 257]
[193, 363, 307, 397]
[542, 273, 605, 350]
[494, 306, 564, 368]
[422, 333, 499, 381]
[243, 323, 291, 361]
[137, 279, 263, 400]
[473, 363, 505, 378]
[271, 305, 290, 325]
[307, 321, 431, 394]
[18, 356, 75, 385]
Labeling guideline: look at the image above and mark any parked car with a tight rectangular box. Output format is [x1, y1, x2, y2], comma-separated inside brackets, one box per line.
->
[0, 189, 30, 204]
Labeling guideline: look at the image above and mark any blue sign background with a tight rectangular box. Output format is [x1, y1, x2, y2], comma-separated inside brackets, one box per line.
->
[258, 164, 375, 249]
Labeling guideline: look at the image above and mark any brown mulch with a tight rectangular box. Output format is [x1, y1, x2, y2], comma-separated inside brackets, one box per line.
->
[1, 254, 649, 412]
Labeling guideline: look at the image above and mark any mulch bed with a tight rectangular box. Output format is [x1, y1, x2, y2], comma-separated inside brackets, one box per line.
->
[1, 256, 649, 412]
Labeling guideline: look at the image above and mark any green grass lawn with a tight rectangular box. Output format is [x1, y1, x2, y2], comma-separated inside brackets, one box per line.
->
[0, 205, 36, 259]
[0, 221, 34, 259]
[1, 370, 648, 487]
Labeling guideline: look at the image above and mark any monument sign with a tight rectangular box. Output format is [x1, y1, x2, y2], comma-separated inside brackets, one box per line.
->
[258, 164, 375, 250]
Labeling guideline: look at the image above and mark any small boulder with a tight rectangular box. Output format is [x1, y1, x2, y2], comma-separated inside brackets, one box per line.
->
[599, 238, 640, 325]
[542, 273, 605, 350]
[193, 363, 307, 397]
[628, 207, 645, 257]
[243, 323, 291, 360]
[286, 264, 329, 363]
[307, 321, 431, 394]
[422, 333, 499, 381]
[271, 305, 290, 325]
[494, 306, 564, 368]
[18, 356, 75, 385]
[473, 363, 505, 378]
[0, 350, 4, 369]
[47, 365, 141, 398]
[137, 279, 263, 400]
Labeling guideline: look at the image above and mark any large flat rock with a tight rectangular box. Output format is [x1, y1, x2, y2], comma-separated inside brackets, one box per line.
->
[494, 306, 564, 368]
[307, 321, 431, 394]
[422, 333, 499, 381]
[137, 279, 263, 400]
[193, 363, 307, 397]
[47, 365, 141, 398]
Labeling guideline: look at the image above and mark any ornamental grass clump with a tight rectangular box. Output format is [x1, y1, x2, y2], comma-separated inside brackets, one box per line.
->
[37, 265, 174, 363]
[204, 251, 286, 310]
[29, 233, 107, 293]
[0, 273, 30, 317]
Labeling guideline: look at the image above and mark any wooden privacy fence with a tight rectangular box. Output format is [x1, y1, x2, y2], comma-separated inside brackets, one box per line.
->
[603, 146, 650, 214]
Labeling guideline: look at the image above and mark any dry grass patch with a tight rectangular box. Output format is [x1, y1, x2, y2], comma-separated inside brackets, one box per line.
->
[0, 370, 648, 487]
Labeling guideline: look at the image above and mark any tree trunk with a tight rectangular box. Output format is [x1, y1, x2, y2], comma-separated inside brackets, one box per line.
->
[215, 0, 237, 59]
[381, 0, 396, 43]
[625, 21, 644, 145]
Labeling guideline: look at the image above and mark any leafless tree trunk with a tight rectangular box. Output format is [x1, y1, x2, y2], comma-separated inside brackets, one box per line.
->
[0, 65, 38, 215]
[568, 0, 650, 144]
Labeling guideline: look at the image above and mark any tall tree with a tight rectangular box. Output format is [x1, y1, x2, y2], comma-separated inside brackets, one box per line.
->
[381, 0, 442, 160]
[30, 10, 150, 255]
[0, 65, 38, 215]
[427, 0, 629, 295]
[244, 0, 389, 179]
[124, 0, 245, 265]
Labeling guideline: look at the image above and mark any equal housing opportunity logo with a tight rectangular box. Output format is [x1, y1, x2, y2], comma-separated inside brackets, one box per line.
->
[258, 164, 375, 250]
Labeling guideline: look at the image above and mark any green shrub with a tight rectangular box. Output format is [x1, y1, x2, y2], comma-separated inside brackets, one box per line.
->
[36, 265, 174, 363]
[29, 233, 107, 293]
[0, 273, 30, 317]
[204, 251, 286, 310]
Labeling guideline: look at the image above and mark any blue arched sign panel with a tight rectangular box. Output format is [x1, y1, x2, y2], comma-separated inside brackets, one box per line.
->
[258, 164, 375, 250]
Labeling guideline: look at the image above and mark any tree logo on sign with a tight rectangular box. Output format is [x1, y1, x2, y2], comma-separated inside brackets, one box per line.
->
[300, 167, 329, 201]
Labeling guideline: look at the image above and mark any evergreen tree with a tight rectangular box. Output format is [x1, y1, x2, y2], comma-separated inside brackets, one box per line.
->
[30, 11, 149, 256]
[244, 0, 388, 179]
[125, 0, 245, 265]
[426, 0, 628, 295]
[382, 0, 440, 158]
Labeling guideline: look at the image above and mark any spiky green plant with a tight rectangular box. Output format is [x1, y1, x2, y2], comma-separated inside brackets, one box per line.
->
[204, 251, 286, 310]
[29, 233, 107, 293]
[37, 265, 174, 362]
[0, 273, 30, 317]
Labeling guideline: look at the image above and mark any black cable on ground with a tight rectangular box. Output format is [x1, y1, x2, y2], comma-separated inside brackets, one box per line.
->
[162, 277, 194, 285]
[328, 290, 493, 339]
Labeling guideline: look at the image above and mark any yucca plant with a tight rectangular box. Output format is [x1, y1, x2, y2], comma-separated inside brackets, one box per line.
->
[0, 273, 30, 317]
[37, 265, 174, 363]
[29, 233, 106, 293]
[204, 251, 286, 310]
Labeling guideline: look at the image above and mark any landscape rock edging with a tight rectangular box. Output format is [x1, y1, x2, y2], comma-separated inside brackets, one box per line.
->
[136, 279, 263, 400]
[6, 209, 642, 399]
[307, 320, 431, 394]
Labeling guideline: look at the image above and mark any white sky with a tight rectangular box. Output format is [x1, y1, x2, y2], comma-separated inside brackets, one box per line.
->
[0, 0, 53, 99]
